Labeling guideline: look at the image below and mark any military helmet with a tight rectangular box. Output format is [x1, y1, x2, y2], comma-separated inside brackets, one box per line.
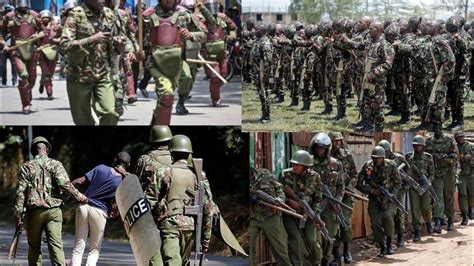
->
[304, 24, 316, 38]
[63, 0, 78, 13]
[328, 132, 343, 141]
[30, 136, 52, 155]
[295, 22, 305, 31]
[412, 135, 426, 146]
[345, 19, 355, 34]
[169, 135, 193, 153]
[267, 24, 276, 35]
[446, 16, 461, 33]
[385, 23, 400, 41]
[40, 10, 53, 18]
[332, 16, 348, 33]
[15, 0, 30, 8]
[149, 126, 173, 143]
[320, 21, 333, 36]
[245, 19, 255, 29]
[408, 16, 421, 32]
[371, 146, 385, 158]
[290, 150, 313, 167]
[377, 139, 392, 152]
[454, 131, 466, 138]
[310, 133, 332, 154]
[285, 24, 297, 39]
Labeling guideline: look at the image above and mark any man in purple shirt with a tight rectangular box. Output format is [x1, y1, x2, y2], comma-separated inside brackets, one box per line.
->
[70, 151, 130, 266]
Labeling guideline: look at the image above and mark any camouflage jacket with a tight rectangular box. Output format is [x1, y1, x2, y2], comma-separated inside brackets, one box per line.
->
[331, 147, 357, 189]
[14, 155, 86, 219]
[356, 158, 401, 197]
[425, 134, 459, 177]
[135, 147, 172, 210]
[417, 35, 455, 82]
[250, 35, 273, 81]
[280, 168, 322, 212]
[250, 168, 286, 222]
[117, 7, 139, 53]
[387, 151, 410, 189]
[405, 151, 435, 183]
[60, 4, 120, 83]
[443, 31, 471, 76]
[457, 141, 474, 177]
[365, 36, 395, 84]
[312, 156, 344, 201]
[345, 30, 370, 73]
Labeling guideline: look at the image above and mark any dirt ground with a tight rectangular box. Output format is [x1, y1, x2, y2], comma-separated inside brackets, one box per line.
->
[351, 219, 474, 265]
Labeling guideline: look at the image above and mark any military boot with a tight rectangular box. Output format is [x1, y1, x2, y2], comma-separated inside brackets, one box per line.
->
[461, 213, 468, 225]
[332, 247, 341, 265]
[175, 97, 189, 115]
[426, 222, 433, 234]
[274, 94, 284, 103]
[301, 101, 310, 111]
[289, 96, 298, 107]
[396, 233, 405, 247]
[321, 258, 329, 266]
[413, 230, 421, 242]
[434, 218, 442, 234]
[397, 111, 410, 125]
[343, 242, 352, 263]
[334, 107, 346, 121]
[377, 244, 385, 258]
[469, 207, 474, 219]
[452, 120, 464, 131]
[39, 84, 44, 94]
[447, 218, 454, 231]
[320, 103, 332, 114]
[441, 218, 447, 226]
[386, 106, 400, 116]
[447, 118, 457, 129]
[386, 237, 394, 255]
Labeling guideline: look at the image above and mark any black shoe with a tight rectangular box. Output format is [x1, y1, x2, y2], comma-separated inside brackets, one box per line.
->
[301, 101, 310, 111]
[377, 246, 385, 258]
[320, 104, 332, 115]
[441, 218, 447, 226]
[426, 222, 433, 234]
[343, 242, 352, 263]
[434, 218, 442, 234]
[386, 108, 401, 116]
[461, 213, 468, 225]
[355, 122, 374, 132]
[397, 112, 410, 125]
[128, 95, 138, 104]
[413, 229, 421, 242]
[447, 218, 454, 231]
[354, 119, 366, 127]
[175, 98, 189, 115]
[47, 95, 54, 100]
[397, 233, 405, 247]
[274, 94, 284, 103]
[289, 97, 298, 107]
[332, 247, 341, 265]
[333, 107, 346, 121]
[39, 84, 44, 94]
[386, 237, 394, 255]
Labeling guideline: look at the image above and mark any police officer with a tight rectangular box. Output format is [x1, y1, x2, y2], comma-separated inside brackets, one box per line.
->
[14, 137, 88, 265]
[454, 131, 474, 225]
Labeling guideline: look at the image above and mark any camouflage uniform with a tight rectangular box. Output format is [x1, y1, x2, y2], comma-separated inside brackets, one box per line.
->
[356, 158, 401, 249]
[425, 134, 459, 224]
[2, 8, 41, 113]
[300, 25, 320, 111]
[270, 25, 291, 102]
[456, 137, 474, 219]
[250, 29, 273, 122]
[14, 154, 87, 265]
[348, 29, 370, 105]
[311, 152, 344, 263]
[405, 150, 435, 231]
[250, 169, 291, 266]
[241, 25, 255, 83]
[60, 3, 122, 125]
[331, 30, 353, 120]
[280, 167, 323, 265]
[416, 34, 455, 129]
[291, 30, 309, 108]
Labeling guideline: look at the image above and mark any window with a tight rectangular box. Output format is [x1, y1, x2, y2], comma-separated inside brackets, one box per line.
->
[256, 13, 262, 21]
[276, 14, 283, 21]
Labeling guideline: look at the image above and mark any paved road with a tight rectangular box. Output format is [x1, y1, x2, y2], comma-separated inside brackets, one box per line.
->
[0, 226, 248, 265]
[0, 72, 242, 125]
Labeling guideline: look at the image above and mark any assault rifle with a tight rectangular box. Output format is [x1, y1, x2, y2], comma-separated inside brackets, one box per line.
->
[410, 164, 441, 206]
[397, 163, 426, 196]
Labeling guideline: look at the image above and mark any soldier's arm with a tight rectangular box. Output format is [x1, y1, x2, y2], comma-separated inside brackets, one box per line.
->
[224, 15, 237, 40]
[54, 162, 87, 202]
[197, 4, 216, 27]
[60, 12, 89, 53]
[126, 12, 139, 52]
[356, 164, 370, 194]
[372, 42, 394, 78]
[273, 180, 286, 203]
[342, 36, 364, 50]
[202, 179, 213, 248]
[262, 42, 273, 70]
[184, 13, 206, 43]
[309, 173, 323, 211]
[335, 163, 345, 201]
[427, 154, 435, 182]
[437, 39, 456, 81]
[390, 162, 401, 195]
[13, 164, 30, 219]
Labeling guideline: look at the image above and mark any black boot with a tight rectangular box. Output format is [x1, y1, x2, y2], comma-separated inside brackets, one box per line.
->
[289, 96, 298, 107]
[175, 97, 189, 115]
[332, 247, 341, 265]
[321, 258, 329, 266]
[434, 218, 442, 234]
[375, 123, 384, 132]
[274, 94, 284, 103]
[320, 103, 333, 114]
[386, 237, 394, 255]
[461, 213, 468, 225]
[441, 218, 447, 226]
[377, 244, 385, 258]
[413, 229, 421, 242]
[452, 120, 464, 131]
[396, 233, 405, 247]
[397, 111, 410, 125]
[301, 101, 310, 111]
[386, 107, 400, 116]
[343, 242, 352, 263]
[334, 107, 346, 121]
[426, 222, 433, 234]
[447, 218, 454, 231]
[470, 207, 474, 219]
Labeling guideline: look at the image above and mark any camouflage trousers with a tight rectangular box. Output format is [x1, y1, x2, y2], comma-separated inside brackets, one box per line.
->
[256, 79, 271, 116]
[433, 173, 456, 219]
[321, 206, 339, 262]
[368, 197, 397, 245]
[334, 195, 353, 248]
[283, 214, 322, 265]
[412, 70, 426, 115]
[387, 71, 411, 113]
[394, 188, 407, 235]
[458, 174, 474, 213]
[409, 189, 432, 230]
[447, 79, 465, 123]
[361, 83, 385, 130]
[425, 87, 447, 125]
[160, 228, 193, 266]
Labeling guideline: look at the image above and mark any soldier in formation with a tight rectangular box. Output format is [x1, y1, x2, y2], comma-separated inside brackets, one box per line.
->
[243, 15, 472, 131]
[251, 131, 473, 263]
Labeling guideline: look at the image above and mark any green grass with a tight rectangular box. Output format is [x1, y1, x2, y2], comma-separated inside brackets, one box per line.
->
[242, 83, 474, 132]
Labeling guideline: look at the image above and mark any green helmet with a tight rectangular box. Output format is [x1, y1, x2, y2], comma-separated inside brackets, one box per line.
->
[454, 131, 466, 138]
[290, 150, 313, 167]
[412, 135, 426, 146]
[169, 135, 193, 153]
[30, 136, 51, 155]
[371, 146, 385, 158]
[332, 16, 348, 33]
[149, 126, 173, 143]
[328, 132, 343, 141]
[385, 23, 400, 42]
[446, 16, 461, 33]
[377, 139, 391, 152]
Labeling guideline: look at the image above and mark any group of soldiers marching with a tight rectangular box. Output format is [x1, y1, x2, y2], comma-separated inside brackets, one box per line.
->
[242, 15, 473, 132]
[0, 0, 237, 125]
[12, 126, 246, 265]
[250, 131, 474, 265]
